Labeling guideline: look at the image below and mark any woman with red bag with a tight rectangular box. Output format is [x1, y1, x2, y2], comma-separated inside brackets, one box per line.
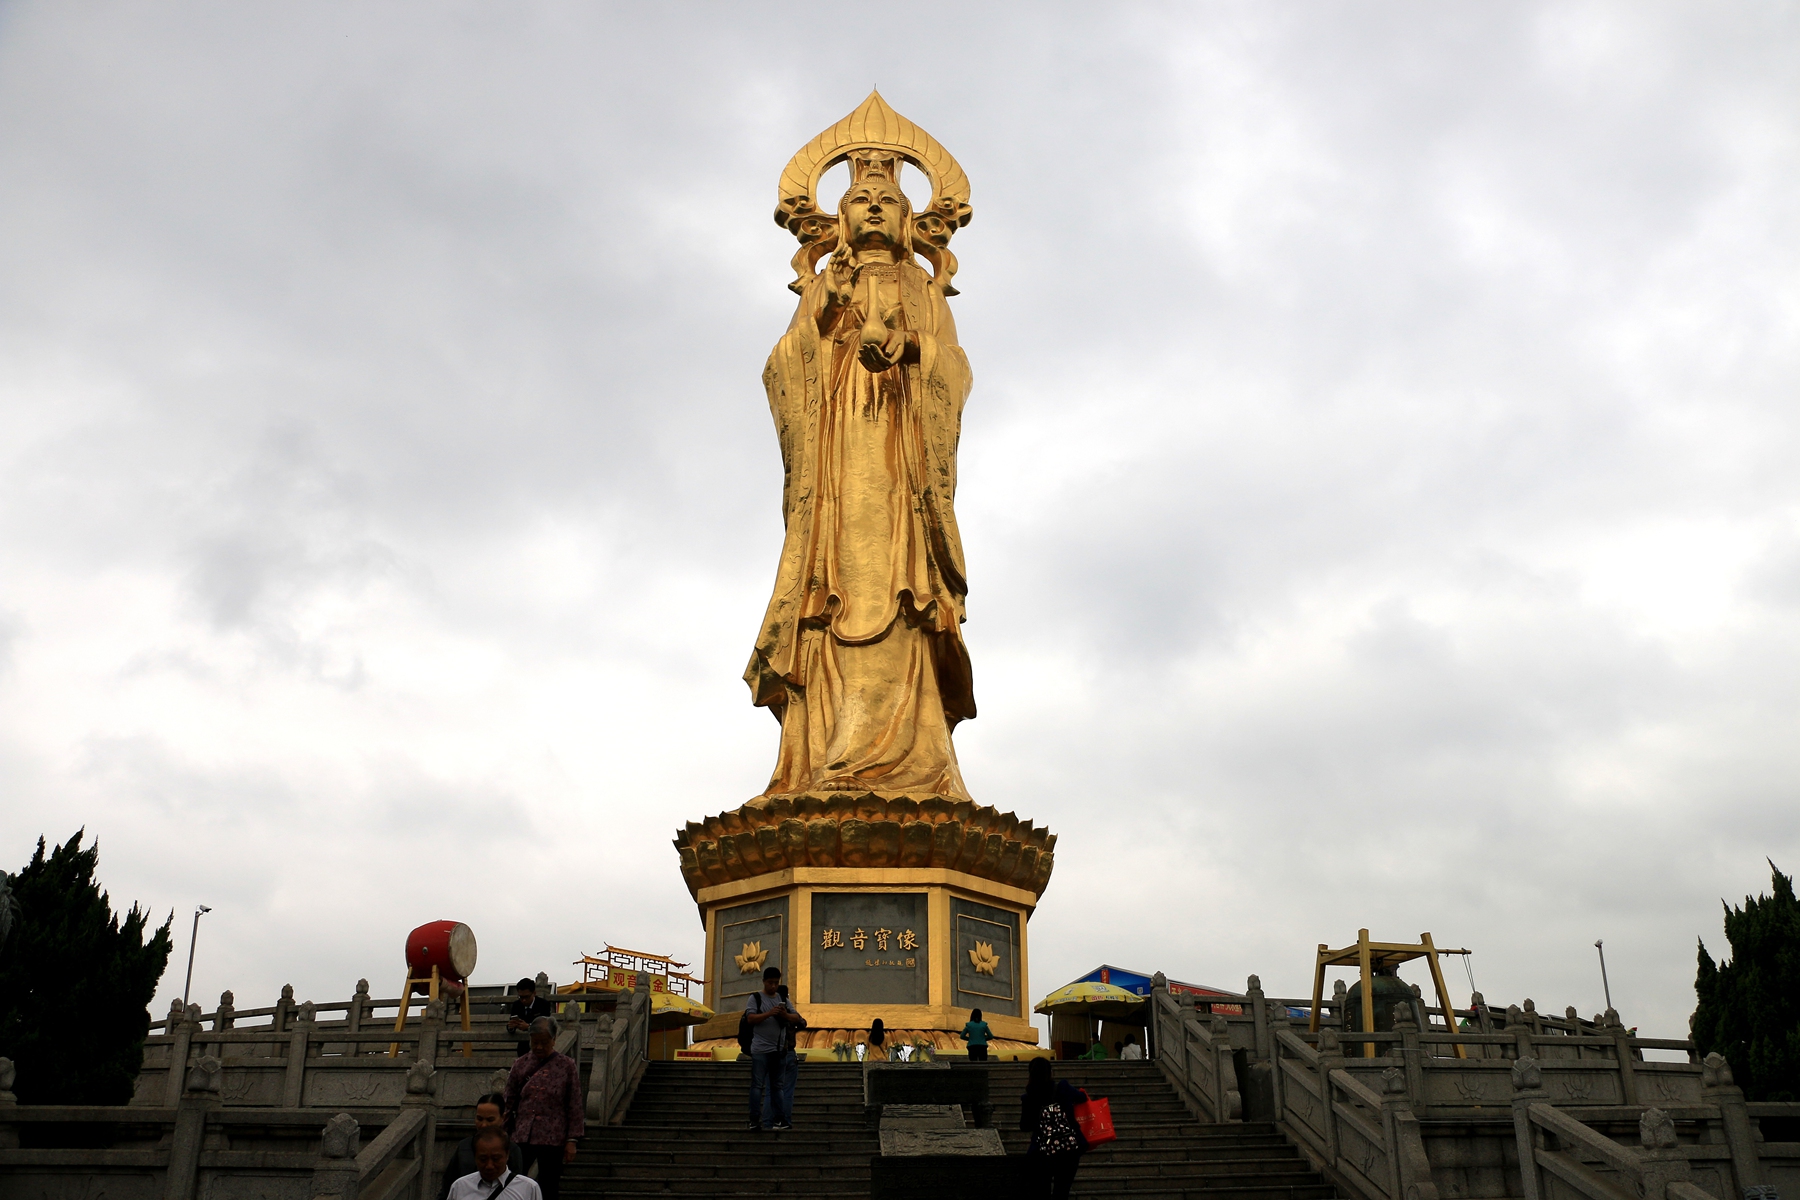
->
[1018, 1057, 1086, 1198]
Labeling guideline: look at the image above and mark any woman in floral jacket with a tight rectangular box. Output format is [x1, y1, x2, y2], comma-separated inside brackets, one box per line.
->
[504, 1017, 583, 1200]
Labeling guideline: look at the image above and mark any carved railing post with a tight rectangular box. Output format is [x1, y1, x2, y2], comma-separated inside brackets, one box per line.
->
[1377, 1067, 1406, 1200]
[403, 1056, 439, 1191]
[1383, 1064, 1449, 1200]
[164, 998, 194, 1104]
[1510, 1057, 1546, 1200]
[284, 1001, 316, 1107]
[1248, 974, 1271, 1060]
[416, 998, 445, 1069]
[1213, 1014, 1242, 1121]
[168, 1055, 222, 1200]
[1266, 999, 1287, 1122]
[274, 983, 297, 1035]
[214, 990, 236, 1033]
[561, 996, 590, 1063]
[1176, 990, 1202, 1116]
[584, 1011, 616, 1121]
[1393, 1002, 1426, 1105]
[1701, 1052, 1765, 1197]
[1505, 1005, 1533, 1061]
[1603, 1009, 1639, 1104]
[1149, 971, 1168, 1060]
[309, 1112, 361, 1200]
[1637, 1107, 1696, 1200]
[347, 979, 369, 1036]
[633, 973, 652, 1063]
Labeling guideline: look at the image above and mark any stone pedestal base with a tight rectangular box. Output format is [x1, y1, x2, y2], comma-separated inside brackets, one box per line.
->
[689, 865, 1039, 1047]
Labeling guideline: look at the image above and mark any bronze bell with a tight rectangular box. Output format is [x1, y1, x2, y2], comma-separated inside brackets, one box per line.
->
[1341, 965, 1422, 1034]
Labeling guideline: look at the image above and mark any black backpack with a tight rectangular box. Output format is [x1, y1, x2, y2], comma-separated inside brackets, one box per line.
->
[737, 994, 761, 1055]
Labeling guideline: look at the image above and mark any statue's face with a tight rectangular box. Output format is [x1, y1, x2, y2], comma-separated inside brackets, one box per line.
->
[842, 180, 909, 251]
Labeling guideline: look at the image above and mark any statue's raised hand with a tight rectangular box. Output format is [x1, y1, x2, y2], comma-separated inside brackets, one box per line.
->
[823, 255, 857, 311]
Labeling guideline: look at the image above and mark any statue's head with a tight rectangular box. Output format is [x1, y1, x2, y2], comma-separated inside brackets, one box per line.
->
[839, 149, 911, 256]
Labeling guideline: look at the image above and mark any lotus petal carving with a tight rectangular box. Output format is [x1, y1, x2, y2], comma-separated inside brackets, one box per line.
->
[970, 941, 1000, 976]
[673, 792, 1055, 901]
[735, 942, 768, 976]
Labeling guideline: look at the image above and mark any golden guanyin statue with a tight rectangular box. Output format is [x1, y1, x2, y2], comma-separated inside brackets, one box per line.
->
[676, 99, 1051, 1054]
[744, 91, 979, 800]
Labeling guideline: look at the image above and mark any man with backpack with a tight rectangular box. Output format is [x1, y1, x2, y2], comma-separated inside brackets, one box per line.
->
[740, 966, 796, 1130]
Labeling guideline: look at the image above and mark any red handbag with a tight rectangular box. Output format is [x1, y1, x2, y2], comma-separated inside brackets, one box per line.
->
[1074, 1091, 1116, 1146]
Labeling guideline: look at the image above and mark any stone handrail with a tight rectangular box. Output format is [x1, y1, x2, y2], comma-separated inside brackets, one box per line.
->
[147, 978, 567, 1034]
[1265, 1022, 1439, 1200]
[354, 1107, 428, 1199]
[135, 994, 540, 1110]
[584, 977, 652, 1125]
[306, 1108, 430, 1200]
[1506, 1054, 1783, 1200]
[1518, 1099, 1714, 1200]
[1149, 974, 1241, 1122]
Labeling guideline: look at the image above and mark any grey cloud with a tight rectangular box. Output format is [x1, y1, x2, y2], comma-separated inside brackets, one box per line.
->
[0, 1, 1794, 1040]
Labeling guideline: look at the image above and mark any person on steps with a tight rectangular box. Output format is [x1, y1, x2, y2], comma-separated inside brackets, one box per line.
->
[960, 1008, 992, 1062]
[864, 1017, 886, 1061]
[507, 978, 554, 1056]
[446, 1128, 541, 1200]
[1119, 1034, 1143, 1060]
[504, 1017, 582, 1200]
[440, 1092, 524, 1200]
[744, 966, 796, 1131]
[1020, 1056, 1087, 1200]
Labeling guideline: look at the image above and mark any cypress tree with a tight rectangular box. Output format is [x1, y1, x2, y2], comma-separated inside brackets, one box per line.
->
[0, 831, 174, 1104]
[1694, 862, 1800, 1102]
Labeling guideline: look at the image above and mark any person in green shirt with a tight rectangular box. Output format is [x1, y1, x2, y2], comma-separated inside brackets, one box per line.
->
[1080, 1041, 1108, 1061]
[960, 1008, 993, 1062]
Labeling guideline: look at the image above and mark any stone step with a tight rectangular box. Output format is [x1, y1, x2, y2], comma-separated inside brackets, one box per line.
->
[560, 1061, 1337, 1199]
[570, 1181, 872, 1196]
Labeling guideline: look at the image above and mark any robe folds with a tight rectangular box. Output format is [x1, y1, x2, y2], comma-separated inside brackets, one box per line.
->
[744, 257, 975, 799]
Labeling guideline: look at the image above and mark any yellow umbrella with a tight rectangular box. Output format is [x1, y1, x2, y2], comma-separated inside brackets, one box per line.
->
[1034, 981, 1147, 1021]
[649, 990, 715, 1029]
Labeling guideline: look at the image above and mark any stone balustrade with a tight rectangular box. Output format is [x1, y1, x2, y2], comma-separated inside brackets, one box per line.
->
[1148, 974, 1800, 1200]
[0, 975, 654, 1199]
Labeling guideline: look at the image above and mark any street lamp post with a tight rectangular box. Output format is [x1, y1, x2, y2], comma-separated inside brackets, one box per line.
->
[182, 905, 212, 1008]
[1594, 939, 1613, 1012]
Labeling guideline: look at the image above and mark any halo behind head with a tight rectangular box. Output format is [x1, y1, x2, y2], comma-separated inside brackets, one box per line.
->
[775, 91, 973, 294]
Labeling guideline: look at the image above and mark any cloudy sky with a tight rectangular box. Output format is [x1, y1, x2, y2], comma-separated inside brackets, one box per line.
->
[1, 3, 1795, 1043]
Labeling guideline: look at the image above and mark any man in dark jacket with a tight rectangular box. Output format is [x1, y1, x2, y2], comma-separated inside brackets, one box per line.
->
[439, 1093, 524, 1200]
[507, 977, 554, 1055]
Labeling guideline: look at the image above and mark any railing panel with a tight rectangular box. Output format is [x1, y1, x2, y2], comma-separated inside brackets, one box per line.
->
[1332, 1094, 1390, 1191]
[1535, 1147, 1637, 1200]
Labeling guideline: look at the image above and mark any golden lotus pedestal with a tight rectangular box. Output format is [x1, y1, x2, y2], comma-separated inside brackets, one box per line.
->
[676, 793, 1055, 1058]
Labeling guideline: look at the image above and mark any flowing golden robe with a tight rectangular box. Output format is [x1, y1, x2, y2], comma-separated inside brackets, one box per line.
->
[745, 258, 975, 798]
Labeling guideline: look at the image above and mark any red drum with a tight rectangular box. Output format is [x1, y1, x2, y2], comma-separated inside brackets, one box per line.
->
[406, 921, 477, 983]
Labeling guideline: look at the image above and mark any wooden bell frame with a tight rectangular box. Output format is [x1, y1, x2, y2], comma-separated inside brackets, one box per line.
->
[1309, 929, 1469, 1060]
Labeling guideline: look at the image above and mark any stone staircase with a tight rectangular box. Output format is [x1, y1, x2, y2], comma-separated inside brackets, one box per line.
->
[989, 1061, 1338, 1200]
[565, 1062, 876, 1197]
[563, 1059, 1337, 1199]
